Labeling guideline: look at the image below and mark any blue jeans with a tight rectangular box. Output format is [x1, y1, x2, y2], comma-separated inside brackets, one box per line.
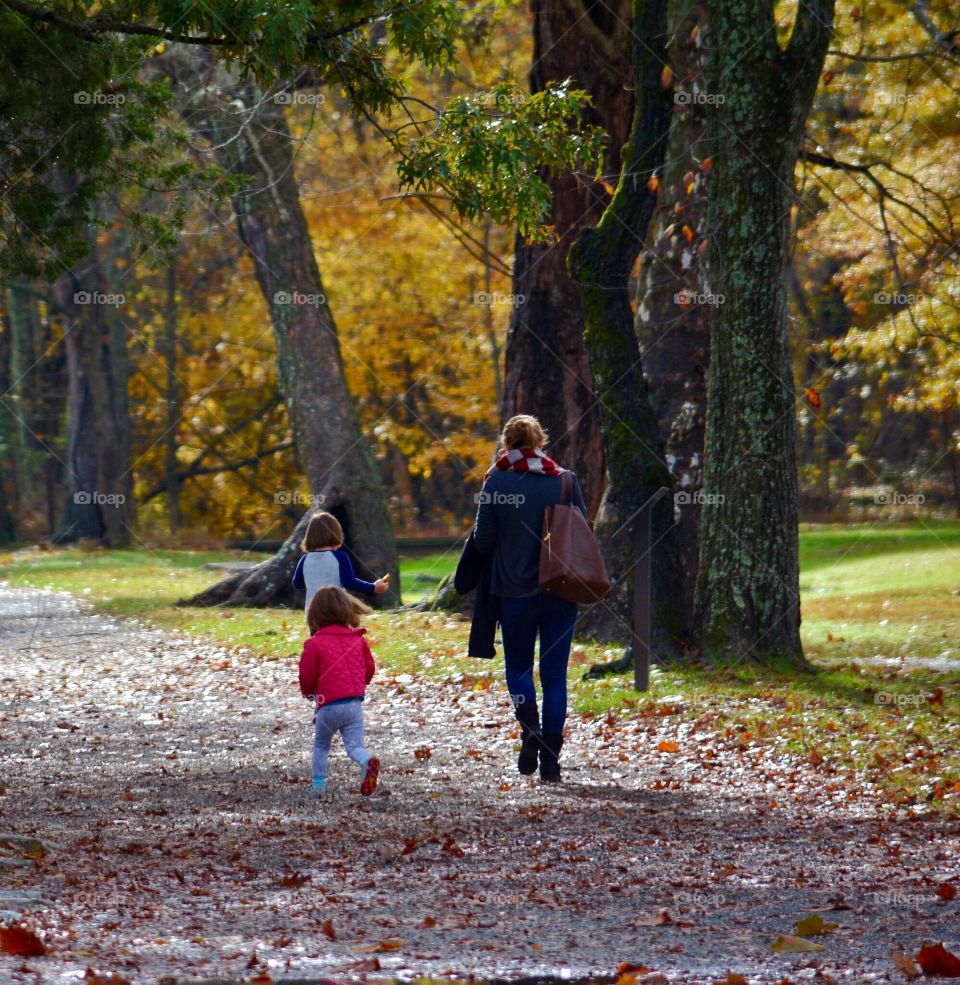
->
[312, 699, 372, 778]
[499, 592, 578, 735]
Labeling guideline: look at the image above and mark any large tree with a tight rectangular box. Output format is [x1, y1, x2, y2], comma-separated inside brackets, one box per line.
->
[51, 209, 135, 546]
[633, 0, 710, 642]
[501, 0, 633, 516]
[567, 0, 685, 654]
[168, 50, 400, 605]
[694, 0, 836, 663]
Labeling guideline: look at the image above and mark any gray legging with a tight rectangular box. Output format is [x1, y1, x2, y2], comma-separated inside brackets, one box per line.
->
[312, 698, 373, 778]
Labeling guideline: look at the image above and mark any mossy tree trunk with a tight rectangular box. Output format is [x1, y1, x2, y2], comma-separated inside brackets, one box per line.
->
[694, 0, 835, 664]
[568, 0, 686, 654]
[634, 0, 710, 642]
[165, 51, 399, 607]
[501, 0, 633, 518]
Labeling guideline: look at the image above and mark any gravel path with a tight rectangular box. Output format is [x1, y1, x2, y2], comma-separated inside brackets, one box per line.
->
[0, 586, 958, 984]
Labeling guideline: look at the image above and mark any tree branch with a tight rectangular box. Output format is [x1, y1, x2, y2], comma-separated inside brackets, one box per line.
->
[140, 442, 294, 503]
[3, 0, 425, 48]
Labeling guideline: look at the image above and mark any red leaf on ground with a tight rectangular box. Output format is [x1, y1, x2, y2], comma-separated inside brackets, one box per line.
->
[321, 918, 336, 941]
[278, 871, 309, 888]
[937, 882, 957, 902]
[414, 746, 432, 761]
[916, 942, 960, 977]
[0, 926, 45, 956]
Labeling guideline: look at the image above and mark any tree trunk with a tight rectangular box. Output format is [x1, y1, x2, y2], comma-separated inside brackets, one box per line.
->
[51, 312, 103, 543]
[0, 312, 19, 545]
[165, 51, 399, 606]
[6, 282, 35, 520]
[568, 0, 686, 654]
[163, 262, 182, 534]
[634, 0, 710, 641]
[694, 0, 835, 664]
[50, 213, 134, 547]
[500, 0, 634, 518]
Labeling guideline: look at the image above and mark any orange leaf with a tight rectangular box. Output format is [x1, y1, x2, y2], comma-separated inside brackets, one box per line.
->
[374, 938, 404, 952]
[657, 740, 679, 753]
[601, 179, 617, 196]
[804, 387, 822, 408]
[0, 925, 46, 956]
[660, 65, 674, 88]
[891, 950, 921, 980]
[681, 225, 695, 243]
[916, 942, 960, 976]
[322, 918, 336, 941]
[701, 157, 713, 175]
[937, 882, 958, 902]
[417, 916, 437, 929]
[647, 174, 661, 193]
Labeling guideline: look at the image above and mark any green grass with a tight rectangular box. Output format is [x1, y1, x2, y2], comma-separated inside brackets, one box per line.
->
[1, 521, 958, 810]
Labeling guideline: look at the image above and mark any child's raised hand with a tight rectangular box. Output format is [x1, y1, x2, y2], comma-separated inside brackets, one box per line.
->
[374, 573, 391, 594]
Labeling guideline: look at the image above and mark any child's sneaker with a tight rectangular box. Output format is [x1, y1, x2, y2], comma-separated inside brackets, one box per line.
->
[360, 757, 380, 797]
[311, 775, 327, 799]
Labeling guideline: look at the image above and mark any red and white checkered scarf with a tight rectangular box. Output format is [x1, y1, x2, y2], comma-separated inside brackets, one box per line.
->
[486, 446, 563, 478]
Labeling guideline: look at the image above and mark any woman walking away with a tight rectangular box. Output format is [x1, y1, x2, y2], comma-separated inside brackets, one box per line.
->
[298, 585, 381, 798]
[473, 414, 586, 782]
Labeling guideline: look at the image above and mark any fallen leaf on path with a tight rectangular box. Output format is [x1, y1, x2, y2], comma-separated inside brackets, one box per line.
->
[83, 972, 129, 985]
[657, 740, 678, 753]
[616, 967, 650, 985]
[417, 916, 437, 929]
[0, 925, 45, 956]
[936, 882, 957, 902]
[278, 871, 309, 888]
[891, 950, 921, 980]
[771, 933, 825, 953]
[616, 963, 651, 975]
[321, 918, 336, 941]
[916, 942, 960, 977]
[414, 746, 431, 761]
[633, 910, 695, 928]
[714, 975, 747, 985]
[795, 913, 838, 936]
[337, 957, 381, 973]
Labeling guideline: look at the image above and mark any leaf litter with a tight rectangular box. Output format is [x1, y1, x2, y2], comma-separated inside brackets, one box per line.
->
[0, 586, 958, 983]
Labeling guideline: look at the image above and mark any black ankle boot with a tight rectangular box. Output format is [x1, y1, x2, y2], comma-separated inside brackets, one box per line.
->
[515, 701, 541, 776]
[539, 732, 564, 783]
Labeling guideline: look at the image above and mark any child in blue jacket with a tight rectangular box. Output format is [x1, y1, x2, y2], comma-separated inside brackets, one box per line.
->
[292, 511, 390, 615]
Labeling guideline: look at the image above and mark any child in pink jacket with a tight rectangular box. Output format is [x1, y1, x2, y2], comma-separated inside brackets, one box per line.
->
[298, 585, 380, 798]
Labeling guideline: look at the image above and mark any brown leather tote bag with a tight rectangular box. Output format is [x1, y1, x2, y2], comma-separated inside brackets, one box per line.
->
[539, 471, 612, 604]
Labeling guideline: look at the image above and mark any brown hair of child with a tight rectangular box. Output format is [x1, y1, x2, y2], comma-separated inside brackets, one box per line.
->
[307, 585, 372, 635]
[301, 511, 343, 553]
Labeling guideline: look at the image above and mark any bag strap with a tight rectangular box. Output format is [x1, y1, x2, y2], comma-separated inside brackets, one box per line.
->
[559, 470, 572, 506]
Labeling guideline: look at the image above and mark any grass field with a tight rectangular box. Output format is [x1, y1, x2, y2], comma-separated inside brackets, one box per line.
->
[1, 520, 958, 809]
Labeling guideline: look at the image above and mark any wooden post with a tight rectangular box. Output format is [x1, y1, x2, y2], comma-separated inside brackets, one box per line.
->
[632, 486, 671, 691]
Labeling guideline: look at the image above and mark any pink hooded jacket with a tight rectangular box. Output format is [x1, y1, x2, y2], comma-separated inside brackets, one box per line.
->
[298, 625, 375, 708]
